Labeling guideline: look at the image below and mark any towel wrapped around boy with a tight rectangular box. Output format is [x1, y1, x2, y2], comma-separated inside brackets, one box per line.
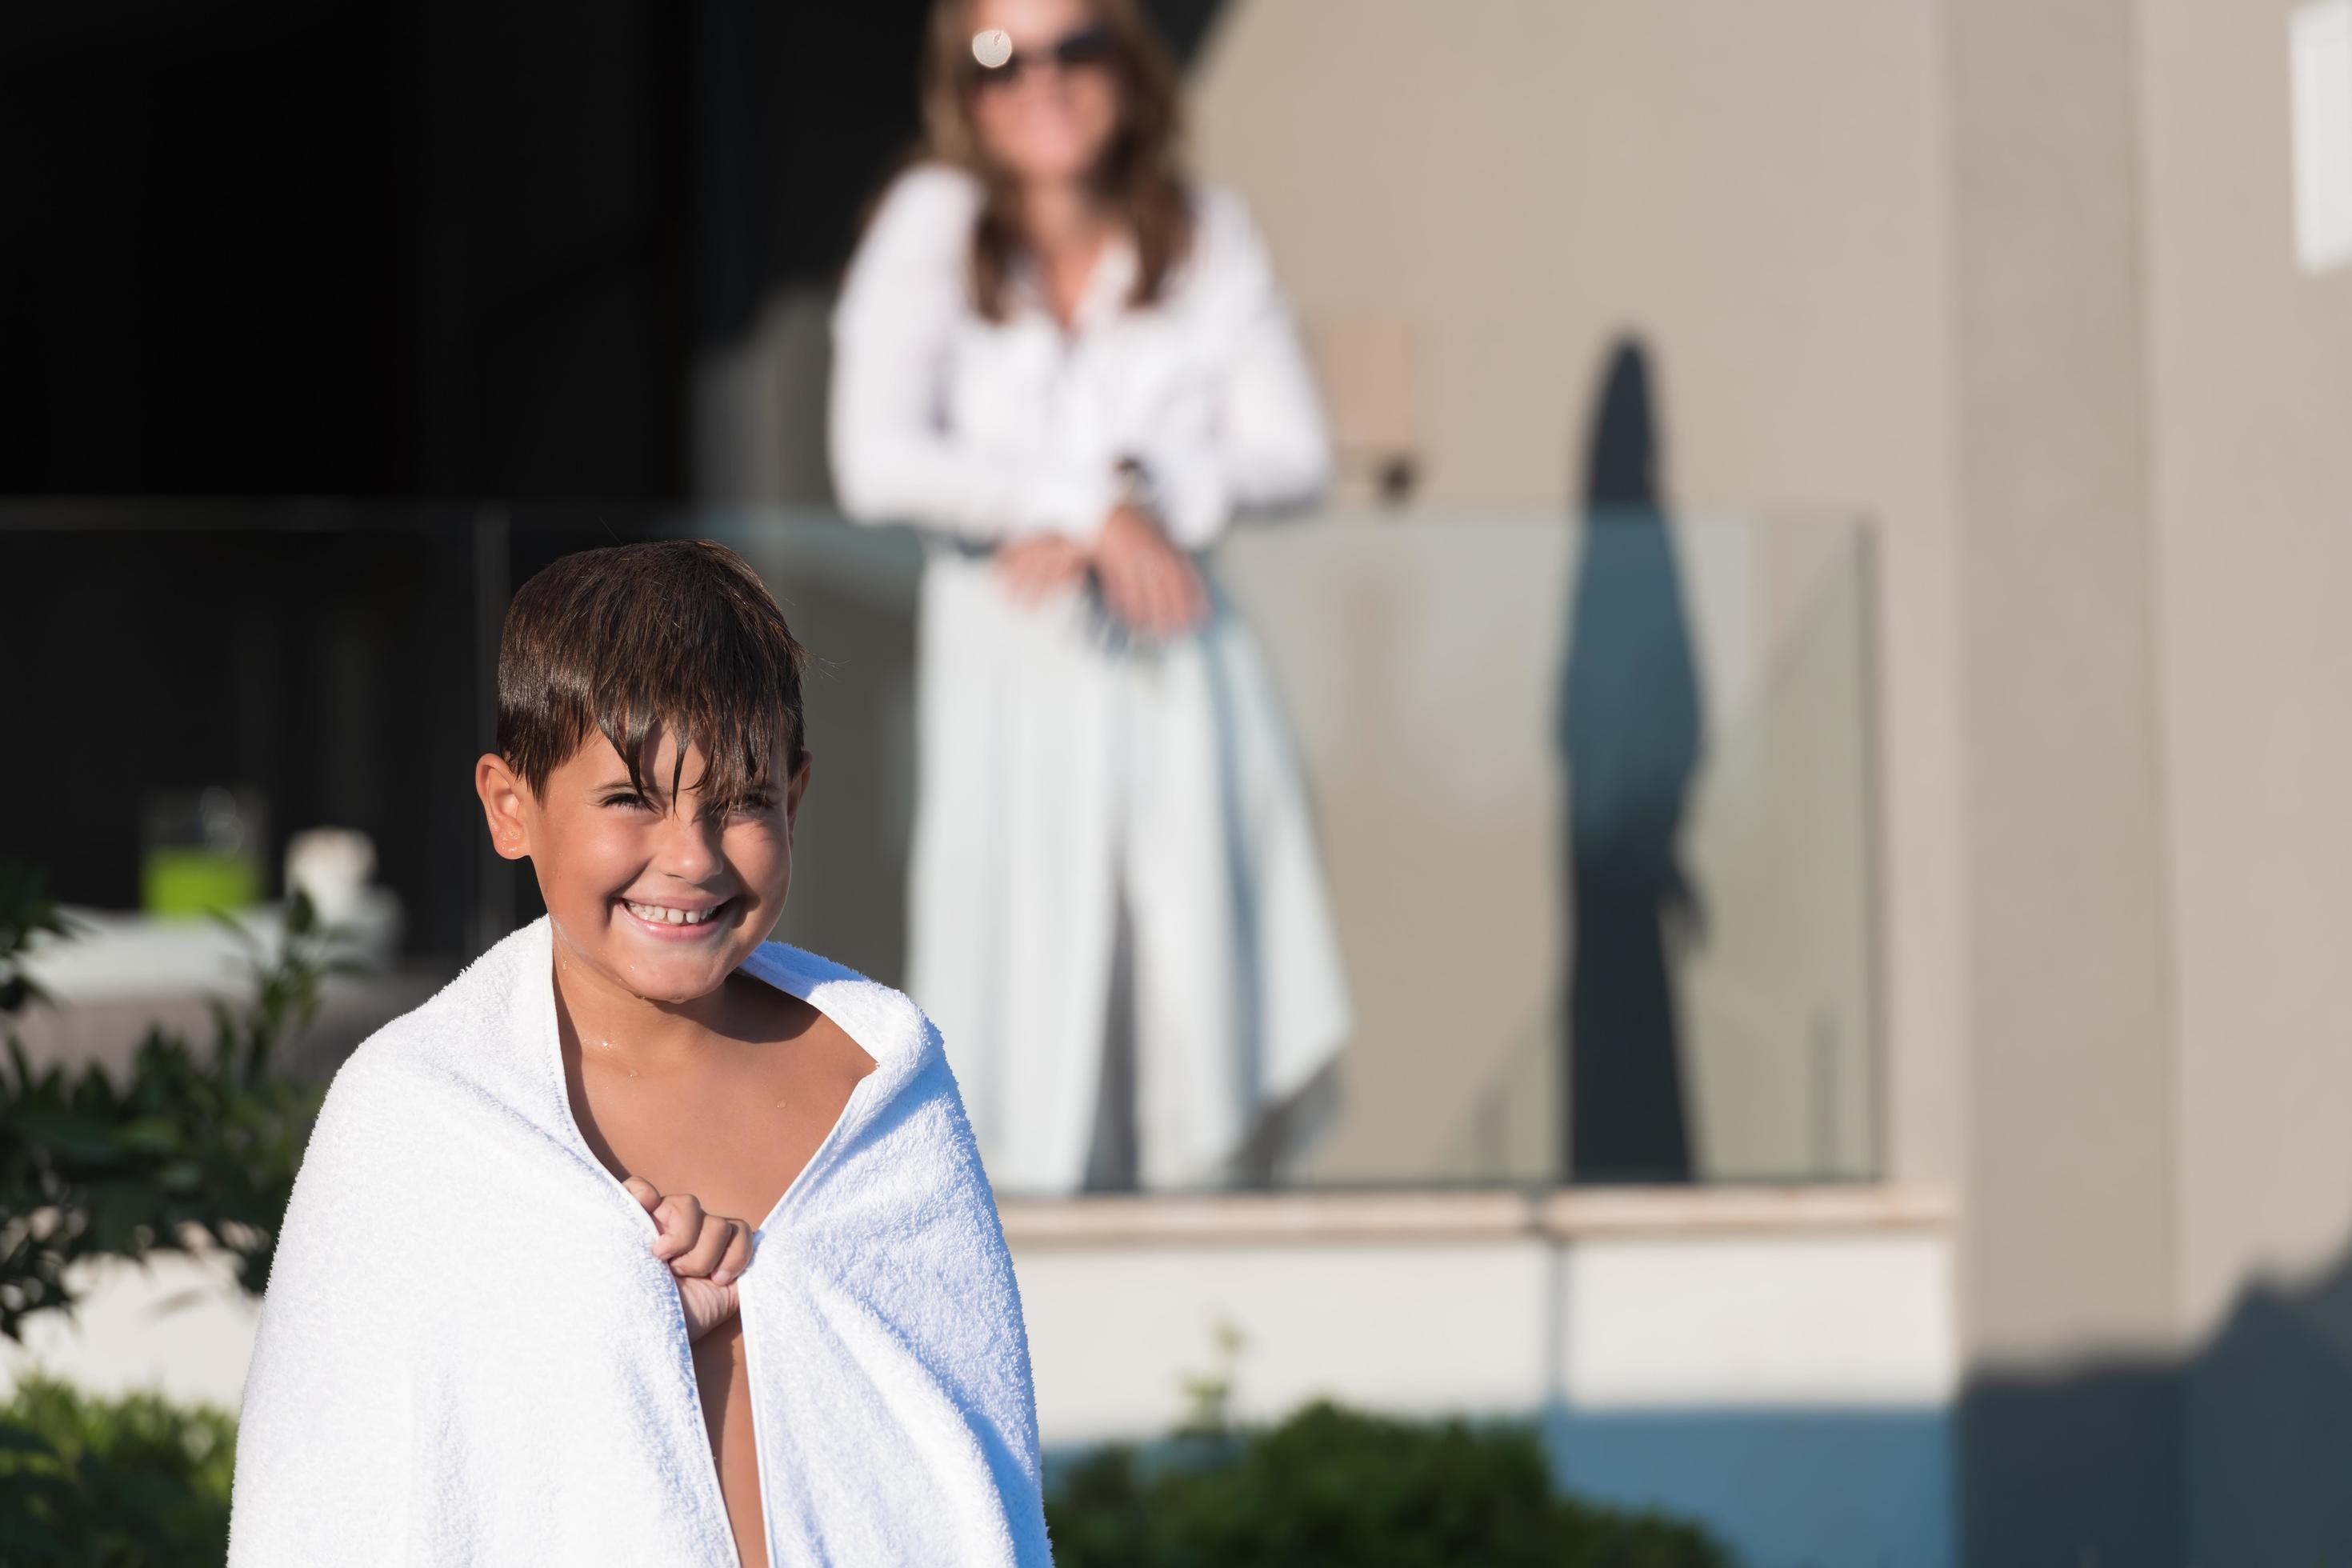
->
[226, 914, 1054, 1566]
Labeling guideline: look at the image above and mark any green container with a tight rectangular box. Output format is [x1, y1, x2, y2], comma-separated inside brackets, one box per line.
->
[142, 847, 263, 917]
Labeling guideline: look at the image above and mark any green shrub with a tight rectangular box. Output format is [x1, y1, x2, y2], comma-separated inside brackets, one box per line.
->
[0, 862, 335, 1339]
[0, 862, 337, 1559]
[1046, 1398, 1730, 1568]
[0, 1373, 236, 1566]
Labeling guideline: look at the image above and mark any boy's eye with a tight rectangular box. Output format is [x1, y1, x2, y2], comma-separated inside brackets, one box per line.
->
[600, 792, 651, 810]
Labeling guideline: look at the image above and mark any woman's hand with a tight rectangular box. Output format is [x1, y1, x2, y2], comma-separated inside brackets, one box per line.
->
[622, 1175, 754, 1342]
[994, 532, 1091, 607]
[1090, 503, 1207, 639]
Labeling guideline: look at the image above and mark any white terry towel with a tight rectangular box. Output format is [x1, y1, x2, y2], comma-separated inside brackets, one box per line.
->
[227, 914, 1054, 1566]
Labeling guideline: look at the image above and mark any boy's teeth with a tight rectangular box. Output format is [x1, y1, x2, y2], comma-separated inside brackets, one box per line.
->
[626, 900, 721, 926]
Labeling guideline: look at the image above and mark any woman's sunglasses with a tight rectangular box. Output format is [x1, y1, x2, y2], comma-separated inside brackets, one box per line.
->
[970, 25, 1117, 90]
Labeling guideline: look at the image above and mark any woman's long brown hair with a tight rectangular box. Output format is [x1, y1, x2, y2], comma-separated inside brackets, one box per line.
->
[918, 0, 1194, 322]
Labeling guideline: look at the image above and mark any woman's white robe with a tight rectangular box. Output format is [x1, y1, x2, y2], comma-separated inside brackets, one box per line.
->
[226, 915, 1053, 1566]
[828, 165, 1352, 1194]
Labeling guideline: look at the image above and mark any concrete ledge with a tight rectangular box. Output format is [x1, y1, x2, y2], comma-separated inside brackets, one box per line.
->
[998, 1184, 1957, 1249]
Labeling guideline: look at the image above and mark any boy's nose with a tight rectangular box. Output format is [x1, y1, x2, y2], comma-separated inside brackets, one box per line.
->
[650, 810, 726, 878]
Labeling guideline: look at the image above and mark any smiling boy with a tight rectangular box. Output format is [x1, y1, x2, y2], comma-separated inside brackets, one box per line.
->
[228, 541, 1053, 1566]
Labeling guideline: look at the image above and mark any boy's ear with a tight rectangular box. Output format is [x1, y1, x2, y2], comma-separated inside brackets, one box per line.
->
[475, 753, 534, 861]
[783, 749, 814, 828]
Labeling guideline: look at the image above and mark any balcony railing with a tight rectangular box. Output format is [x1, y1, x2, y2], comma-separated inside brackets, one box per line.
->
[1, 500, 1878, 1191]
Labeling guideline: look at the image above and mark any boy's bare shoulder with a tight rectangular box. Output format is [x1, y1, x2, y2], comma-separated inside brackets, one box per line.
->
[726, 963, 876, 1081]
[742, 940, 932, 1049]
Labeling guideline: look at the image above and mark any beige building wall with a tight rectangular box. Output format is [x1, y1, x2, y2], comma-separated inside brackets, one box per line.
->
[2138, 0, 2352, 1342]
[1186, 0, 1969, 1187]
[1944, 0, 2180, 1376]
[723, 0, 2352, 1470]
[710, 1, 2352, 1553]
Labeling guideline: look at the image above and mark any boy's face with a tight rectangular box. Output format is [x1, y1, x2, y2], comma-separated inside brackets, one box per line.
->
[475, 726, 812, 1007]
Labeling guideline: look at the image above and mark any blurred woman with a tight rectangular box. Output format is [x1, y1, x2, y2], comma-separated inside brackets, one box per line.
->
[829, 0, 1348, 1194]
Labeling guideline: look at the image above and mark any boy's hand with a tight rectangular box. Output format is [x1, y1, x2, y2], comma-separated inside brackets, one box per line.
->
[621, 1176, 754, 1342]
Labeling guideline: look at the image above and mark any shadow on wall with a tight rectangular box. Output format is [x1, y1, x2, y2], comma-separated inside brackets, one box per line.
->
[1546, 1402, 1953, 1568]
[1963, 1228, 2352, 1564]
[1558, 338, 1704, 1183]
[1038, 1403, 1957, 1567]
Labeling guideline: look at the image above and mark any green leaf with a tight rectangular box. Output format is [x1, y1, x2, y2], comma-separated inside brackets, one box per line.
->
[0, 1418, 56, 1455]
[114, 1116, 183, 1156]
